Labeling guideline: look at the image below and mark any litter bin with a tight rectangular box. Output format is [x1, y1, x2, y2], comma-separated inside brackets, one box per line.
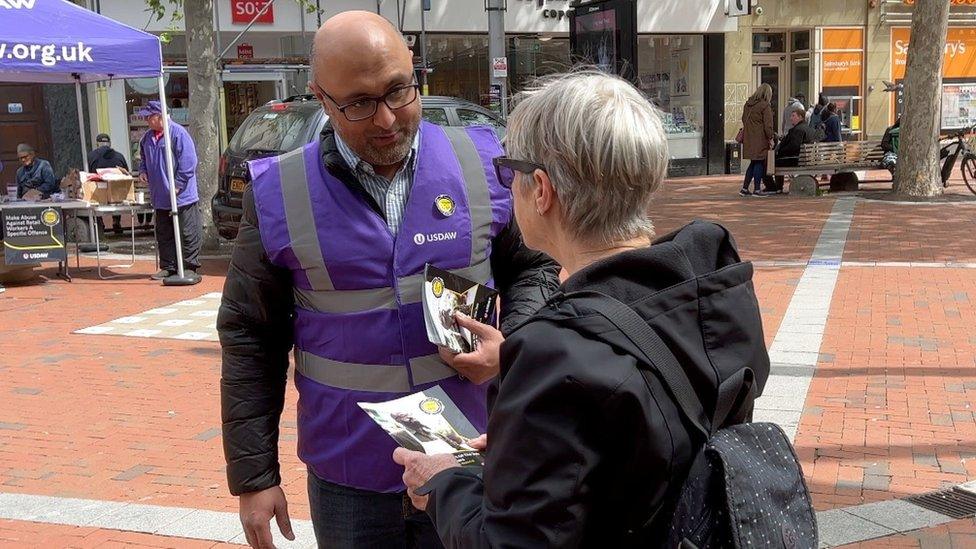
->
[725, 141, 742, 174]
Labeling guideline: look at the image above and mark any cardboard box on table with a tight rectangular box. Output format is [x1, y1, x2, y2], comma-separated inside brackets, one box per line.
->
[80, 178, 136, 205]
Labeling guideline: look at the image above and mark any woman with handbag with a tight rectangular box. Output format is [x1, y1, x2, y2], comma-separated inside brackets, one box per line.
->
[739, 83, 775, 196]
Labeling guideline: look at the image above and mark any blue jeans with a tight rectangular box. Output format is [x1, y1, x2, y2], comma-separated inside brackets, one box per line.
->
[743, 159, 767, 192]
[308, 470, 442, 549]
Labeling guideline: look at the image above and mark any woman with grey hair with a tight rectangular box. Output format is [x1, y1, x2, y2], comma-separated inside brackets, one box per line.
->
[394, 71, 766, 547]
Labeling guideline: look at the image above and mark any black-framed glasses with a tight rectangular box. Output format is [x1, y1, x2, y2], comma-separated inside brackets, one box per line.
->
[317, 83, 420, 122]
[492, 156, 545, 189]
[17, 155, 31, 161]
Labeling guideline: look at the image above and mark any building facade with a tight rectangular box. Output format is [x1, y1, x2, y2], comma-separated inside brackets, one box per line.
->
[87, 0, 738, 176]
[724, 0, 976, 145]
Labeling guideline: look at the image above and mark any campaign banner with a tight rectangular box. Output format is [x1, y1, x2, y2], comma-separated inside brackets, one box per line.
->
[2, 206, 67, 265]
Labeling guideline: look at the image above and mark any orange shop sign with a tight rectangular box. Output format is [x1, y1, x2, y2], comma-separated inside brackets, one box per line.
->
[891, 27, 976, 80]
[902, 0, 976, 4]
[822, 52, 862, 88]
[822, 28, 864, 51]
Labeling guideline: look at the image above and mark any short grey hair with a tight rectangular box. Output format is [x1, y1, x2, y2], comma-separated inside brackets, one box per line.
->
[16, 143, 34, 155]
[506, 70, 669, 244]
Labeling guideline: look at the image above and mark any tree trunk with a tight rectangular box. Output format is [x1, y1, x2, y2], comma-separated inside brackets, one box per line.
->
[894, 0, 951, 197]
[184, 0, 221, 251]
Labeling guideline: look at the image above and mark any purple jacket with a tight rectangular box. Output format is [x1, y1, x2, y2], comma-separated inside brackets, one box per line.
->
[139, 120, 198, 209]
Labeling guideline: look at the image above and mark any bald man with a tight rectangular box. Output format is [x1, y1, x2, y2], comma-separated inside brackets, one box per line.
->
[217, 11, 559, 549]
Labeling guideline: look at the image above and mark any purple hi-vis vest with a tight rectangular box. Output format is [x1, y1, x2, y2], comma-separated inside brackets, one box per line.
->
[249, 122, 512, 493]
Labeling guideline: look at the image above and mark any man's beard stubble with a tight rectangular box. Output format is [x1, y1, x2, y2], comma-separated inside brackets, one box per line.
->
[355, 112, 422, 168]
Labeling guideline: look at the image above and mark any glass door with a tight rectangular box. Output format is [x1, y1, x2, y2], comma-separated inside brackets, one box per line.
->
[754, 61, 784, 133]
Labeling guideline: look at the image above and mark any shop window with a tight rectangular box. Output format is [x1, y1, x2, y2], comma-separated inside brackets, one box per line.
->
[637, 35, 705, 159]
[125, 74, 189, 165]
[424, 34, 569, 111]
[753, 33, 786, 54]
[791, 31, 811, 52]
[792, 58, 811, 107]
[423, 107, 450, 126]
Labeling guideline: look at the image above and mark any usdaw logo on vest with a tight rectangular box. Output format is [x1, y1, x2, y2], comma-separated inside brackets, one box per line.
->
[413, 231, 458, 246]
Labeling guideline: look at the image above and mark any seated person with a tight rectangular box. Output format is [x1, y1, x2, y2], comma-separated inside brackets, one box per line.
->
[15, 143, 58, 199]
[881, 118, 900, 175]
[393, 71, 768, 547]
[772, 105, 818, 193]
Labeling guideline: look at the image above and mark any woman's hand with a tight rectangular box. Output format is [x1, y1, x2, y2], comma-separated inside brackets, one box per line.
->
[467, 434, 487, 451]
[393, 448, 459, 511]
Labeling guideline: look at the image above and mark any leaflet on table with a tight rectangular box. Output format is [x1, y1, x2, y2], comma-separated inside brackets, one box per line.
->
[422, 263, 498, 354]
[358, 386, 483, 467]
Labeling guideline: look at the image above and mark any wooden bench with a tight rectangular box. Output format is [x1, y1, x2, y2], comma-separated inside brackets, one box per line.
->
[773, 140, 887, 194]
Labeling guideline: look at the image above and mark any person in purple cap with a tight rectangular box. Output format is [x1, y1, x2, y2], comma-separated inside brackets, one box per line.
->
[138, 100, 201, 280]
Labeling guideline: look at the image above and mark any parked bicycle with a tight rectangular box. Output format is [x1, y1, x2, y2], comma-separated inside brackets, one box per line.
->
[939, 123, 976, 195]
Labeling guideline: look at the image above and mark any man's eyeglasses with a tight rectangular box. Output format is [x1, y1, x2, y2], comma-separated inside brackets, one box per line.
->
[17, 155, 31, 161]
[316, 83, 420, 122]
[492, 156, 545, 189]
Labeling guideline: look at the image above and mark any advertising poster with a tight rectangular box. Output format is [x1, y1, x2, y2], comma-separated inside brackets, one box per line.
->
[2, 206, 67, 265]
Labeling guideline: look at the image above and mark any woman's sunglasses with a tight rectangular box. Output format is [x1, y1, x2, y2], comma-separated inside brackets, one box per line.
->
[492, 156, 545, 189]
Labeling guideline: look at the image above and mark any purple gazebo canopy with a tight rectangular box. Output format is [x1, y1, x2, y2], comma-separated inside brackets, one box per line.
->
[0, 0, 162, 83]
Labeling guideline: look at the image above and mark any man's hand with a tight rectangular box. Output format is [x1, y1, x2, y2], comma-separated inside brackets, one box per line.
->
[239, 486, 295, 549]
[139, 173, 148, 185]
[437, 312, 503, 385]
[393, 448, 459, 511]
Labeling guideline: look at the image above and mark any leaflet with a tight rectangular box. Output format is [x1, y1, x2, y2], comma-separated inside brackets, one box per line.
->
[358, 386, 483, 467]
[422, 263, 498, 354]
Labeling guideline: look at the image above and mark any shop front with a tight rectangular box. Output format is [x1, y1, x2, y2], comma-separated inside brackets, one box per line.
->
[91, 0, 734, 174]
[748, 27, 864, 138]
[890, 27, 976, 130]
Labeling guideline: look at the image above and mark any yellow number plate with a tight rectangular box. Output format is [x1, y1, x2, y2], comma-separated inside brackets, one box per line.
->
[230, 178, 246, 193]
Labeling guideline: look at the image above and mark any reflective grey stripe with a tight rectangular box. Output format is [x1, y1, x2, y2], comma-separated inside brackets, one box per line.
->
[397, 257, 493, 305]
[295, 351, 454, 392]
[442, 127, 493, 266]
[409, 354, 459, 386]
[294, 287, 397, 314]
[293, 259, 492, 314]
[296, 351, 412, 393]
[278, 148, 334, 291]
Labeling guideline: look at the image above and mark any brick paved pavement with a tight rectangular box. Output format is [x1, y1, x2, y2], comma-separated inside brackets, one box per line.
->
[2, 175, 976, 546]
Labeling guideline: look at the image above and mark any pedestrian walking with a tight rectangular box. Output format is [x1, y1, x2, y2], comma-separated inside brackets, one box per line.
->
[217, 10, 560, 549]
[740, 84, 775, 196]
[138, 100, 201, 281]
[393, 70, 769, 547]
[88, 133, 129, 234]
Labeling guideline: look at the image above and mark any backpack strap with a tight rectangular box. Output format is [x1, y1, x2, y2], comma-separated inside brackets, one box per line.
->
[566, 290, 755, 437]
[564, 290, 711, 439]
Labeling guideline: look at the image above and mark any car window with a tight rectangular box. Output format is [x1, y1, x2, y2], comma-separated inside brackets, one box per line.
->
[423, 108, 450, 126]
[228, 109, 315, 154]
[457, 108, 502, 128]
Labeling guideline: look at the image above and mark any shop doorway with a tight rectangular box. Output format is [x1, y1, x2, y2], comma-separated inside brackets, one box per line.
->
[224, 80, 281, 141]
[753, 57, 786, 133]
[0, 84, 52, 188]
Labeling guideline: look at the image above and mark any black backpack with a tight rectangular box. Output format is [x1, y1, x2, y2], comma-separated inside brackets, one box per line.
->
[568, 291, 818, 549]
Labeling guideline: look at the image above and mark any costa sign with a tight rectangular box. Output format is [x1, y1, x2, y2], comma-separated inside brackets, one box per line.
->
[231, 0, 274, 24]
